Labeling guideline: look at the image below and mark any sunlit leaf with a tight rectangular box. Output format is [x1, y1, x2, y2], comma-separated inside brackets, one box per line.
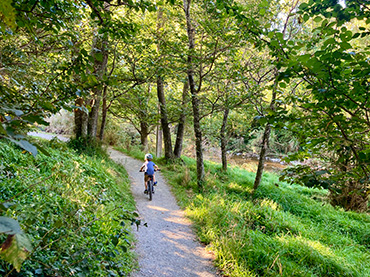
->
[0, 233, 33, 272]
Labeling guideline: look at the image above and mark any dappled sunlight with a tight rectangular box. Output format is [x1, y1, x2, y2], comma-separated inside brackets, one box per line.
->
[161, 229, 192, 241]
[260, 199, 280, 211]
[106, 167, 118, 177]
[147, 205, 169, 212]
[227, 182, 253, 194]
[163, 212, 192, 226]
[277, 235, 337, 258]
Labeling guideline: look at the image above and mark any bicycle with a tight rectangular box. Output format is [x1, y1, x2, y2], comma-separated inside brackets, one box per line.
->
[146, 174, 155, 201]
[140, 169, 160, 201]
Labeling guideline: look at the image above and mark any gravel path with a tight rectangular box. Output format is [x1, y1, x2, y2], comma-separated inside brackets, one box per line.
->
[108, 149, 219, 277]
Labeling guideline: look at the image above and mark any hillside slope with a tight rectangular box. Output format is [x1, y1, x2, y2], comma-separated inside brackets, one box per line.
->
[0, 139, 137, 276]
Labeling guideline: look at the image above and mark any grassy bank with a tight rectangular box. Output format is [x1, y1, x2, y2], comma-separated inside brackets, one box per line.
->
[121, 147, 370, 276]
[0, 139, 138, 276]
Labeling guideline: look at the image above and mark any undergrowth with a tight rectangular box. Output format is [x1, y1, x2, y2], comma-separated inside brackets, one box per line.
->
[122, 147, 370, 277]
[0, 138, 138, 276]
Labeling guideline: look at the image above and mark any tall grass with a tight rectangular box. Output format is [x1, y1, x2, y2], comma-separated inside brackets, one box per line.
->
[0, 139, 138, 276]
[128, 151, 370, 276]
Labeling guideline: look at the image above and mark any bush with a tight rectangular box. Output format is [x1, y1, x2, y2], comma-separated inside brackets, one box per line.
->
[0, 139, 138, 276]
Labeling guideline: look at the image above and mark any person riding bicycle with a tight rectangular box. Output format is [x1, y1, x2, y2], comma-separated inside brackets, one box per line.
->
[139, 153, 159, 194]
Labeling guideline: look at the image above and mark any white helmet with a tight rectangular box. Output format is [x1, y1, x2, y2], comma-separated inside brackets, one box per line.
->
[145, 153, 153, 160]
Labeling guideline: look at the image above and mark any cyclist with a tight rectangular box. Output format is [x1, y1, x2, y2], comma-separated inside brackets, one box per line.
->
[139, 153, 159, 194]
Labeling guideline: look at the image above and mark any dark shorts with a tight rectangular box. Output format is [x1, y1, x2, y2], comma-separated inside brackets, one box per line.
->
[144, 174, 153, 182]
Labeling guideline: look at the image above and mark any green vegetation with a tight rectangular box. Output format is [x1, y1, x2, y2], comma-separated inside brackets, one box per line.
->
[0, 139, 138, 276]
[123, 148, 370, 276]
[2, 0, 370, 274]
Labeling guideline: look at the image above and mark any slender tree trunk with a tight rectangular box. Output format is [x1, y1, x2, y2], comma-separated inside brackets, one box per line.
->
[253, 123, 271, 191]
[87, 4, 110, 141]
[156, 123, 163, 157]
[156, 8, 174, 160]
[98, 85, 108, 141]
[184, 0, 204, 188]
[74, 97, 88, 139]
[253, 86, 277, 192]
[140, 121, 150, 150]
[72, 43, 87, 140]
[220, 108, 230, 171]
[157, 76, 174, 160]
[174, 81, 188, 158]
[87, 27, 109, 141]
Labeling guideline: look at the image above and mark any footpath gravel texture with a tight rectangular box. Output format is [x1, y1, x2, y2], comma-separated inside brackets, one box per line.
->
[108, 149, 219, 277]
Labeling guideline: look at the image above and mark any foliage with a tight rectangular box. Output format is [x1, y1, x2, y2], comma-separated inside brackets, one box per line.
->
[67, 136, 106, 157]
[203, 110, 299, 156]
[0, 139, 138, 275]
[153, 154, 370, 276]
[0, 0, 89, 154]
[267, 0, 370, 210]
[0, 217, 32, 272]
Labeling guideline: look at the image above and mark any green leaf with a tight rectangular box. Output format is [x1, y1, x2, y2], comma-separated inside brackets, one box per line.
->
[279, 82, 287, 88]
[111, 236, 119, 246]
[0, 217, 21, 235]
[314, 16, 323, 23]
[0, 203, 15, 212]
[359, 152, 366, 161]
[0, 0, 16, 29]
[0, 233, 33, 272]
[0, 124, 6, 135]
[299, 3, 308, 10]
[53, 220, 63, 228]
[95, 53, 103, 62]
[35, 143, 51, 157]
[8, 138, 38, 157]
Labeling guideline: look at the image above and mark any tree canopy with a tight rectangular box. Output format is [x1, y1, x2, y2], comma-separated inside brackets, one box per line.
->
[1, 0, 370, 272]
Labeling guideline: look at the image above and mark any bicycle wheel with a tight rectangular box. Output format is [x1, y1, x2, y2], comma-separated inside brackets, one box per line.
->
[148, 180, 153, 201]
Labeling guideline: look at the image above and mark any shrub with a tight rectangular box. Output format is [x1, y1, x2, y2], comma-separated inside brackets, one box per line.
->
[0, 139, 138, 276]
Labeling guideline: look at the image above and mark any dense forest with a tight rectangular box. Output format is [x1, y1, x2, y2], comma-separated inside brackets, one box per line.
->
[1, 0, 370, 276]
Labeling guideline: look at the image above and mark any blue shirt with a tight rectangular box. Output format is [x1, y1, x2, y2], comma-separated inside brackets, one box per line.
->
[143, 161, 156, 175]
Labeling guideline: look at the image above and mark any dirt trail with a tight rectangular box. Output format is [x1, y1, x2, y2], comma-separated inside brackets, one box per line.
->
[108, 149, 218, 277]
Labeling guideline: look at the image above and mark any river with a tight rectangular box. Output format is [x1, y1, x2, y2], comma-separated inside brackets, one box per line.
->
[202, 150, 286, 173]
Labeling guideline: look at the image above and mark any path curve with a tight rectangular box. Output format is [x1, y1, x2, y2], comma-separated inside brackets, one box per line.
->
[108, 149, 218, 277]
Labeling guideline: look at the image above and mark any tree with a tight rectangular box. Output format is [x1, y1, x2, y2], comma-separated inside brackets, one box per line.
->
[271, 0, 370, 210]
[156, 7, 175, 160]
[1, 0, 88, 153]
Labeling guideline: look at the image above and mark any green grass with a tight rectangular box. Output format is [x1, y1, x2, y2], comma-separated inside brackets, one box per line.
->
[122, 148, 370, 276]
[0, 139, 138, 276]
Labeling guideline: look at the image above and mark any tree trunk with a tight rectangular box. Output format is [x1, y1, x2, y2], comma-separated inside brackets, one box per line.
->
[174, 81, 188, 158]
[220, 108, 230, 171]
[74, 97, 88, 139]
[140, 121, 150, 150]
[184, 0, 204, 188]
[253, 85, 277, 192]
[157, 76, 174, 160]
[87, 28, 109, 141]
[156, 8, 174, 160]
[156, 123, 163, 157]
[98, 85, 108, 141]
[253, 123, 271, 191]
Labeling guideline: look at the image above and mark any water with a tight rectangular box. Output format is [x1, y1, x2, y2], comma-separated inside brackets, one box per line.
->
[228, 156, 286, 172]
[202, 150, 286, 173]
